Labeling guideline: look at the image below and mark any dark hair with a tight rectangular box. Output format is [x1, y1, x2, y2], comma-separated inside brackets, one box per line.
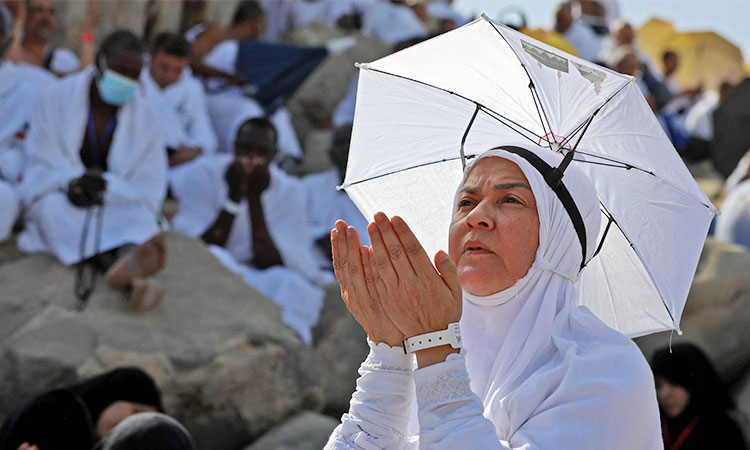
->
[237, 117, 277, 144]
[98, 30, 145, 62]
[151, 32, 192, 59]
[232, 0, 263, 25]
[662, 50, 677, 62]
[651, 343, 733, 414]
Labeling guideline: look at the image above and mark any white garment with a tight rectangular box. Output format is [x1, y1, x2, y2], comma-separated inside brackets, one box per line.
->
[684, 91, 719, 141]
[562, 20, 603, 62]
[333, 74, 358, 127]
[18, 68, 167, 265]
[170, 155, 333, 343]
[302, 168, 369, 269]
[361, 1, 428, 46]
[140, 66, 218, 154]
[715, 180, 750, 249]
[10, 47, 80, 90]
[0, 62, 38, 240]
[206, 92, 303, 160]
[0, 62, 37, 184]
[725, 150, 750, 194]
[326, 149, 662, 449]
[49, 47, 81, 74]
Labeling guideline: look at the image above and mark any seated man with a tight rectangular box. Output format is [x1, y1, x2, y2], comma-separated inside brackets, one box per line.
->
[171, 117, 333, 344]
[140, 32, 217, 169]
[302, 124, 368, 270]
[18, 30, 168, 309]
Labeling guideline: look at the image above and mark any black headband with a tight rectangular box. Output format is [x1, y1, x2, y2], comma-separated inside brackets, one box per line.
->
[489, 146, 588, 271]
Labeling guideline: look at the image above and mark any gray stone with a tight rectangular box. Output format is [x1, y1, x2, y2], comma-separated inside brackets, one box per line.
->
[636, 239, 750, 382]
[0, 232, 320, 450]
[245, 411, 339, 450]
[313, 283, 368, 415]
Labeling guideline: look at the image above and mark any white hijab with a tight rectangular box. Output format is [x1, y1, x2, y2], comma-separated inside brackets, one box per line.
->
[457, 148, 661, 448]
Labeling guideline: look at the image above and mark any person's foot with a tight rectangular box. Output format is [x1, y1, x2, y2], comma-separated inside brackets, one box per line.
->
[106, 233, 166, 290]
[130, 277, 164, 310]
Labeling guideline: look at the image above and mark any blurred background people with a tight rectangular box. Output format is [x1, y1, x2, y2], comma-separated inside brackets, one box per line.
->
[651, 343, 747, 449]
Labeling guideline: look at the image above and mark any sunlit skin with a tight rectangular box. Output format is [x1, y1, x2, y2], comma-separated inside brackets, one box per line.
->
[149, 50, 189, 89]
[655, 376, 691, 418]
[95, 401, 159, 438]
[448, 157, 540, 296]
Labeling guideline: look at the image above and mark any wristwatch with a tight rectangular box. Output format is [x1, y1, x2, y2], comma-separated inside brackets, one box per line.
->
[402, 322, 462, 354]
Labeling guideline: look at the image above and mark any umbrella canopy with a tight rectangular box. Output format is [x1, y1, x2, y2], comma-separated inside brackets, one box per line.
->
[637, 18, 744, 91]
[343, 16, 716, 338]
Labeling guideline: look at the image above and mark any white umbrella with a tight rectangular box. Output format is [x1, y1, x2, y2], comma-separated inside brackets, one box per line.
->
[341, 16, 716, 338]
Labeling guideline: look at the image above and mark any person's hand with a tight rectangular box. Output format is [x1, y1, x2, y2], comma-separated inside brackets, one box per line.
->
[332, 220, 403, 346]
[17, 442, 39, 450]
[365, 213, 462, 339]
[67, 171, 107, 207]
[168, 145, 202, 167]
[246, 156, 271, 197]
[224, 157, 252, 201]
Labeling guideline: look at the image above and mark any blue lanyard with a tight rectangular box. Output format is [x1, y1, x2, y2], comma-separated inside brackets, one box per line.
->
[86, 107, 118, 170]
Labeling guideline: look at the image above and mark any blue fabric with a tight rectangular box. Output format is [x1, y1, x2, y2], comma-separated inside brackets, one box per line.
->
[235, 41, 327, 111]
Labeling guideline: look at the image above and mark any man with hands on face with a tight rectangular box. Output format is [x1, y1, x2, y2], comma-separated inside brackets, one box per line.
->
[171, 117, 333, 344]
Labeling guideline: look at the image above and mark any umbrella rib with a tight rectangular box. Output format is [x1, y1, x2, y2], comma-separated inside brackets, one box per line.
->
[483, 18, 556, 147]
[363, 67, 544, 143]
[339, 156, 468, 188]
[479, 106, 544, 145]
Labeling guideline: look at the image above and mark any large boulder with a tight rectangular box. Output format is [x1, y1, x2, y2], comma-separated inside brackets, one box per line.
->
[636, 239, 750, 382]
[244, 411, 339, 450]
[312, 283, 368, 416]
[0, 232, 322, 450]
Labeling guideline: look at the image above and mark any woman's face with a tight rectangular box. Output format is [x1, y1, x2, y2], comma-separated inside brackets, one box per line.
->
[449, 157, 540, 296]
[655, 376, 691, 418]
[96, 401, 159, 437]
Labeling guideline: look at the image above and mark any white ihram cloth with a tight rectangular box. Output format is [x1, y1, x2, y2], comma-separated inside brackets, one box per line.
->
[11, 47, 80, 89]
[17, 68, 168, 265]
[139, 67, 218, 155]
[0, 62, 38, 239]
[171, 155, 333, 344]
[326, 149, 661, 449]
[302, 168, 369, 270]
[206, 91, 303, 161]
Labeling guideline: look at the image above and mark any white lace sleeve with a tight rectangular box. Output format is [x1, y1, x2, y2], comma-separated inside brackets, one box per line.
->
[414, 351, 509, 450]
[325, 339, 418, 450]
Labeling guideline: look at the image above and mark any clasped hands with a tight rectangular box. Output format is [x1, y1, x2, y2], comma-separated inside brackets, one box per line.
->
[225, 156, 271, 202]
[67, 171, 106, 208]
[332, 212, 462, 364]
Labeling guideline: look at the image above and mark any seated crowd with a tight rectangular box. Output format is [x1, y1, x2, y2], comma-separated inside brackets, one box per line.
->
[0, 0, 748, 448]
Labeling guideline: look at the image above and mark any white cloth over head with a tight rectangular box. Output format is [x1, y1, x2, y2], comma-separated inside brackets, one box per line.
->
[326, 148, 662, 449]
[17, 68, 167, 265]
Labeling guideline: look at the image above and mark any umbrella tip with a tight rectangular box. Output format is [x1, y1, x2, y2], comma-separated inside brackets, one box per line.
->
[354, 62, 369, 70]
[480, 13, 489, 21]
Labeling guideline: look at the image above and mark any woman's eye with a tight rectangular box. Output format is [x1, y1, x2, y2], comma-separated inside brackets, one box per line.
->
[458, 199, 475, 208]
[504, 196, 521, 204]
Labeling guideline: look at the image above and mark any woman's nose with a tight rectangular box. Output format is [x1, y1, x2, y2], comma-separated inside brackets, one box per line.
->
[466, 200, 494, 229]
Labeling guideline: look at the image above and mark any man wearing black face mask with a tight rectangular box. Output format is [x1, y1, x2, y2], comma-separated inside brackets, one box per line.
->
[18, 30, 169, 310]
[0, 4, 37, 242]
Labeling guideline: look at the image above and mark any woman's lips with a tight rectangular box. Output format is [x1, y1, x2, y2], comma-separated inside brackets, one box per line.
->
[462, 240, 492, 255]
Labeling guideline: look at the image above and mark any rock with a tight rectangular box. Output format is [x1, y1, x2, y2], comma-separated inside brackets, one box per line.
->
[0, 232, 321, 450]
[296, 128, 335, 176]
[313, 283, 368, 415]
[244, 411, 339, 450]
[636, 239, 750, 382]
